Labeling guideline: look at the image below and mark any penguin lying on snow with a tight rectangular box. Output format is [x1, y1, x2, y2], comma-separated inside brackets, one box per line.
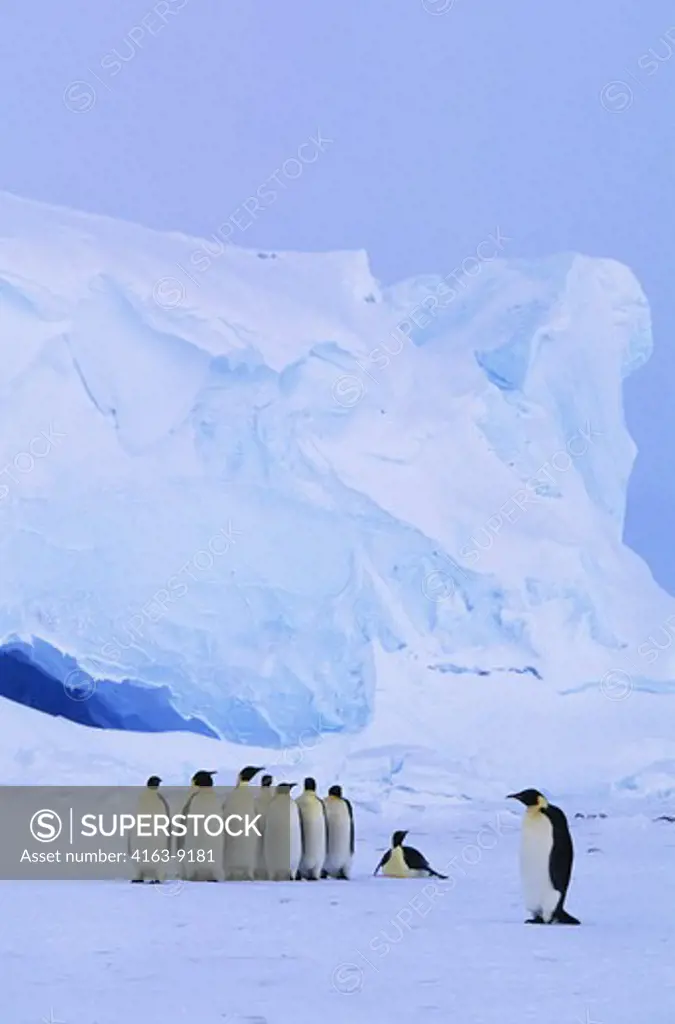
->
[507, 788, 580, 924]
[373, 830, 448, 879]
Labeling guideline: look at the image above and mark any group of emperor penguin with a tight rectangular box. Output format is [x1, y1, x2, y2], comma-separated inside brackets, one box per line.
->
[135, 770, 581, 925]
[132, 768, 354, 883]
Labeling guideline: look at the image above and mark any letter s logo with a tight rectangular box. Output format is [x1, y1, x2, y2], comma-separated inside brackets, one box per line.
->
[30, 809, 63, 843]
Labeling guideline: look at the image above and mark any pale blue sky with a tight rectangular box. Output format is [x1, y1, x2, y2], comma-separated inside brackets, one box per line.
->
[1, 0, 674, 590]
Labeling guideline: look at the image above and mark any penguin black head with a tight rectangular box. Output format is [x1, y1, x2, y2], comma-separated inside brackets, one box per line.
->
[328, 784, 342, 798]
[146, 775, 161, 788]
[276, 782, 297, 793]
[192, 770, 217, 787]
[392, 830, 408, 847]
[304, 777, 317, 791]
[239, 765, 264, 783]
[507, 788, 547, 808]
[261, 774, 273, 787]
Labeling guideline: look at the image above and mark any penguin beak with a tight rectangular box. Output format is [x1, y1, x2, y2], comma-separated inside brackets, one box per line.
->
[507, 792, 524, 803]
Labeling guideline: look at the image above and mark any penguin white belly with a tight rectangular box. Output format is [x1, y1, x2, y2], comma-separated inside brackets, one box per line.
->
[289, 805, 301, 877]
[297, 795, 327, 879]
[382, 846, 424, 879]
[129, 793, 169, 881]
[324, 802, 352, 877]
[264, 799, 301, 880]
[520, 813, 559, 921]
[223, 788, 259, 880]
[254, 792, 274, 879]
[180, 793, 224, 881]
[130, 832, 167, 881]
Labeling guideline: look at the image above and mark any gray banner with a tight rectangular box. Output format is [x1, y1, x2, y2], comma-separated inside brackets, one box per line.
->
[1, 787, 294, 881]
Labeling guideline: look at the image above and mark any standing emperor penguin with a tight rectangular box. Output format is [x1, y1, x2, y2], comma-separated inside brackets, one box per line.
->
[178, 770, 223, 881]
[507, 789, 580, 924]
[130, 776, 171, 883]
[296, 777, 327, 880]
[222, 766, 264, 880]
[263, 783, 302, 881]
[254, 774, 275, 879]
[373, 831, 448, 879]
[322, 784, 354, 879]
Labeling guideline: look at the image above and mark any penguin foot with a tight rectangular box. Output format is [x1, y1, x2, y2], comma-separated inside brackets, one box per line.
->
[131, 878, 144, 884]
[321, 870, 329, 879]
[149, 880, 162, 885]
[525, 915, 544, 924]
[553, 910, 581, 925]
[336, 870, 350, 880]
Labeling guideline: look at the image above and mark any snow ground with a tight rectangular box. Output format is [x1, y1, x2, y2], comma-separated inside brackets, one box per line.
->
[2, 805, 673, 1024]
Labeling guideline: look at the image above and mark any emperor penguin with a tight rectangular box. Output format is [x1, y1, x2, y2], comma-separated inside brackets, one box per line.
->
[263, 783, 302, 881]
[322, 784, 354, 879]
[373, 831, 448, 879]
[296, 777, 327, 880]
[130, 776, 171, 883]
[507, 788, 580, 924]
[222, 765, 264, 880]
[178, 770, 223, 881]
[254, 774, 275, 879]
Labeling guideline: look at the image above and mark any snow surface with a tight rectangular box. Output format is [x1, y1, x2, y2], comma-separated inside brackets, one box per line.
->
[1, 696, 673, 1022]
[2, 804, 674, 1024]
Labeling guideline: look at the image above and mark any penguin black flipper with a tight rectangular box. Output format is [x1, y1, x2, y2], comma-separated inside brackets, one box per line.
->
[542, 805, 573, 896]
[543, 804, 579, 923]
[402, 844, 448, 879]
[176, 792, 197, 851]
[373, 849, 392, 875]
[298, 806, 307, 878]
[344, 798, 355, 855]
[159, 794, 172, 851]
[181, 792, 197, 816]
[321, 798, 330, 853]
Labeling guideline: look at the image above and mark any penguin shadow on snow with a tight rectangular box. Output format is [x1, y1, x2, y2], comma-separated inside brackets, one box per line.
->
[507, 788, 581, 926]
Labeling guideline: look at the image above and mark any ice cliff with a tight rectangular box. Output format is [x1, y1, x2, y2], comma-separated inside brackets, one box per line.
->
[0, 190, 672, 769]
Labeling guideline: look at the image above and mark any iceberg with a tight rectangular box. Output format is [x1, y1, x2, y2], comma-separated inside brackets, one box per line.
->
[0, 189, 673, 775]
